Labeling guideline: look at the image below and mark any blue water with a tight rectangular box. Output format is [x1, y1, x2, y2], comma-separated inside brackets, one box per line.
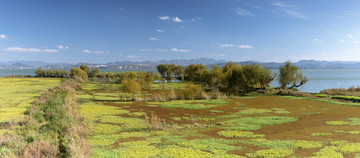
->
[0, 69, 35, 76]
[270, 69, 360, 93]
[2, 69, 360, 93]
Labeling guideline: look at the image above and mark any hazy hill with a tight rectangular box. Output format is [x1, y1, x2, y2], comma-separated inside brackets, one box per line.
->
[3, 59, 360, 70]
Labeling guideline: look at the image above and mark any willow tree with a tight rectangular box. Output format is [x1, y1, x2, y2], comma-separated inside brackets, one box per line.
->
[279, 61, 307, 89]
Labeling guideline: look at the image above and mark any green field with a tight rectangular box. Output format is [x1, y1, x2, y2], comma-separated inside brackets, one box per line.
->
[77, 82, 360, 158]
[0, 77, 61, 122]
[1, 79, 360, 157]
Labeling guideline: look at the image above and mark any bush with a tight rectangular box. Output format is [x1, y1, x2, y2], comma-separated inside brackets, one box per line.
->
[183, 82, 206, 100]
[70, 68, 88, 82]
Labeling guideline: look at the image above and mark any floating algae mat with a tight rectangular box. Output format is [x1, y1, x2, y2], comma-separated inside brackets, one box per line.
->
[77, 82, 360, 157]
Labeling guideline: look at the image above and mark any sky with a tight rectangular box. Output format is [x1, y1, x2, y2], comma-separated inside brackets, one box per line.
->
[1, 0, 360, 63]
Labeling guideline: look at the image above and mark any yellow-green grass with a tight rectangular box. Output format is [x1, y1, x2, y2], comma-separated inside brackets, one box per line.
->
[326, 121, 349, 126]
[311, 133, 333, 137]
[79, 102, 130, 120]
[246, 148, 293, 158]
[217, 131, 264, 138]
[0, 77, 61, 122]
[236, 108, 272, 115]
[221, 116, 298, 131]
[249, 139, 322, 149]
[349, 118, 360, 126]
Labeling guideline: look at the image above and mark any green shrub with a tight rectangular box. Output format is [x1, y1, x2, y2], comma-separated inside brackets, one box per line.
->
[315, 94, 328, 98]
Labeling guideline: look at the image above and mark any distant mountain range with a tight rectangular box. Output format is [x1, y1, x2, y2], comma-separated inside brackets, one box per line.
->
[3, 58, 360, 70]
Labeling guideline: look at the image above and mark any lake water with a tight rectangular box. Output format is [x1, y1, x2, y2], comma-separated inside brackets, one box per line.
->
[1, 69, 360, 93]
[270, 69, 360, 93]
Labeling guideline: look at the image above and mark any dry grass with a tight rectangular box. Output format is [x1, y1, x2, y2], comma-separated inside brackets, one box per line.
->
[145, 113, 167, 131]
[22, 141, 58, 158]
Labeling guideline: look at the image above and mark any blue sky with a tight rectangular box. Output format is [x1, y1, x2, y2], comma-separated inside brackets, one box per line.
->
[1, 0, 360, 63]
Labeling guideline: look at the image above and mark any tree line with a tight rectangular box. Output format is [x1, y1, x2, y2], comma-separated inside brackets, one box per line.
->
[157, 61, 307, 95]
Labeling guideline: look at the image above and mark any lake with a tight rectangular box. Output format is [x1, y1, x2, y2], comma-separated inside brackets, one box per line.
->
[1, 69, 360, 93]
[270, 69, 360, 93]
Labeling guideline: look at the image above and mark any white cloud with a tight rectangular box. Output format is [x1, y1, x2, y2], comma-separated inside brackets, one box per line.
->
[220, 44, 235, 47]
[282, 9, 308, 19]
[340, 39, 345, 42]
[43, 49, 59, 53]
[271, 1, 308, 19]
[271, 1, 291, 7]
[159, 16, 170, 20]
[2, 47, 59, 53]
[238, 45, 253, 48]
[347, 34, 353, 38]
[155, 49, 168, 52]
[171, 48, 190, 52]
[172, 17, 183, 22]
[353, 41, 360, 44]
[191, 16, 202, 21]
[149, 37, 160, 41]
[58, 45, 69, 49]
[157, 29, 164, 32]
[235, 8, 253, 16]
[0, 34, 7, 40]
[313, 38, 322, 42]
[82, 49, 107, 54]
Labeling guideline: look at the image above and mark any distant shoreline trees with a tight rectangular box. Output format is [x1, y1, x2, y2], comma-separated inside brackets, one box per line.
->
[156, 61, 307, 95]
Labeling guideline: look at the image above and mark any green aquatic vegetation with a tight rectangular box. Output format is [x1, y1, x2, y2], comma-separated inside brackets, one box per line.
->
[333, 130, 345, 133]
[346, 131, 360, 135]
[177, 139, 237, 152]
[348, 118, 360, 126]
[249, 139, 322, 149]
[236, 102, 246, 106]
[280, 96, 360, 107]
[330, 140, 348, 146]
[152, 131, 170, 136]
[79, 102, 129, 120]
[246, 148, 293, 158]
[91, 147, 119, 158]
[270, 108, 285, 111]
[158, 147, 213, 158]
[274, 110, 290, 114]
[99, 116, 147, 131]
[250, 139, 295, 149]
[311, 146, 343, 158]
[294, 140, 322, 149]
[197, 99, 229, 104]
[336, 143, 360, 153]
[89, 133, 150, 147]
[210, 110, 224, 113]
[117, 145, 160, 158]
[171, 117, 182, 121]
[218, 130, 254, 138]
[89, 136, 119, 146]
[222, 116, 298, 131]
[311, 133, 332, 137]
[326, 121, 349, 126]
[237, 108, 272, 115]
[92, 124, 123, 134]
[159, 103, 216, 109]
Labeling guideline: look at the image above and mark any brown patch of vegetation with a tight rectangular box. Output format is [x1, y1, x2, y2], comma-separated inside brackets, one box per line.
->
[22, 141, 57, 158]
